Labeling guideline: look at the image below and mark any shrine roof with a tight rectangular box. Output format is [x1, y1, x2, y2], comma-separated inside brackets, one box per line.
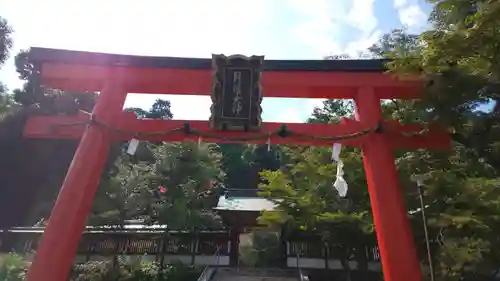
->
[223, 188, 260, 198]
[215, 196, 278, 212]
[29, 47, 390, 72]
[2, 226, 228, 234]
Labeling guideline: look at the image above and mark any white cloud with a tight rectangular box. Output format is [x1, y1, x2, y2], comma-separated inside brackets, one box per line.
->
[268, 106, 303, 123]
[393, 0, 428, 31]
[398, 5, 427, 28]
[344, 30, 383, 57]
[347, 0, 378, 34]
[394, 0, 408, 9]
[286, 0, 346, 55]
[0, 0, 285, 122]
[279, 98, 326, 123]
[286, 0, 381, 56]
[0, 0, 276, 90]
[0, 0, 386, 122]
[305, 98, 325, 113]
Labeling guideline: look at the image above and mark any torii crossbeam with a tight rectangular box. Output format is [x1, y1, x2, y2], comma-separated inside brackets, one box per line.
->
[23, 48, 450, 281]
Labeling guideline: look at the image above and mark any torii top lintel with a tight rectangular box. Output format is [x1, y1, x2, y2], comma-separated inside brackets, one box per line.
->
[29, 47, 422, 99]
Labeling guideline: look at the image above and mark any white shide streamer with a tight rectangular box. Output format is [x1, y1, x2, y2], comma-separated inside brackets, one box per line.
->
[127, 138, 140, 155]
[332, 143, 348, 197]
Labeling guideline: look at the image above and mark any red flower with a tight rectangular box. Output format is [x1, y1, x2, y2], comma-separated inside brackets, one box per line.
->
[159, 185, 167, 193]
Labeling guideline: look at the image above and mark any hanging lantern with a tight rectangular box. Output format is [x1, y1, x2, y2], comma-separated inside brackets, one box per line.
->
[210, 54, 264, 131]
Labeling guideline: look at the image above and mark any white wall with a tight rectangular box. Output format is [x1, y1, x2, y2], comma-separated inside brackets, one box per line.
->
[286, 257, 381, 271]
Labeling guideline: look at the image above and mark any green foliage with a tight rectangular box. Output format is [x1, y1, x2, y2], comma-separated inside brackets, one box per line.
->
[307, 99, 354, 123]
[239, 231, 282, 268]
[0, 254, 202, 281]
[257, 145, 373, 235]
[12, 49, 97, 111]
[92, 140, 227, 229]
[257, 141, 373, 274]
[256, 96, 378, 276]
[70, 259, 201, 281]
[0, 43, 106, 227]
[125, 99, 173, 120]
[0, 16, 13, 116]
[365, 1, 500, 279]
[0, 94, 18, 120]
[218, 144, 251, 189]
[0, 17, 12, 68]
[217, 143, 282, 190]
[89, 155, 155, 226]
[0, 253, 27, 281]
[148, 142, 225, 229]
[257, 16, 500, 276]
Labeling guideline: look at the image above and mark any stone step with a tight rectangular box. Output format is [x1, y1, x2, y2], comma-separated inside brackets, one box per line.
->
[213, 267, 298, 281]
[215, 276, 297, 281]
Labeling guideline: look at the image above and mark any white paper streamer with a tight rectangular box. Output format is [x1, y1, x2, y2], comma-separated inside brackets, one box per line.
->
[334, 160, 348, 197]
[126, 138, 140, 155]
[198, 137, 203, 148]
[331, 143, 348, 197]
[331, 143, 342, 162]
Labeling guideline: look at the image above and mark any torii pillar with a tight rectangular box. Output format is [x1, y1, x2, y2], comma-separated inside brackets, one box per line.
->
[355, 87, 422, 281]
[25, 79, 128, 281]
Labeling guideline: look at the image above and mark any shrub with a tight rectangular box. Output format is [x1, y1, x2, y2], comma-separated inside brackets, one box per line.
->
[0, 253, 28, 281]
[70, 257, 202, 281]
[0, 253, 202, 281]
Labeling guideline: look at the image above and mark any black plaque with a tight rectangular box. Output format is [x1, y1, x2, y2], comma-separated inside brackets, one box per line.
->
[210, 54, 264, 131]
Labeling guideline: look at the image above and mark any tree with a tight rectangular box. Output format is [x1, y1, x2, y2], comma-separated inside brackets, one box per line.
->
[1, 47, 162, 227]
[307, 99, 354, 123]
[241, 144, 282, 189]
[0, 46, 115, 227]
[218, 144, 250, 189]
[89, 155, 155, 226]
[0, 94, 18, 120]
[217, 142, 283, 191]
[0, 16, 13, 112]
[90, 94, 224, 229]
[89, 99, 174, 226]
[0, 16, 12, 69]
[257, 147, 374, 279]
[256, 6, 500, 277]
[257, 99, 375, 279]
[365, 2, 500, 279]
[145, 142, 226, 229]
[90, 141, 226, 230]
[125, 99, 173, 120]
[13, 50, 97, 111]
[148, 99, 174, 120]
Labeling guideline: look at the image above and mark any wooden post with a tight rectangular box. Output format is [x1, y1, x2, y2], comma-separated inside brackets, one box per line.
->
[354, 87, 422, 281]
[324, 241, 329, 270]
[191, 229, 197, 265]
[158, 232, 167, 276]
[25, 81, 127, 281]
[229, 227, 240, 267]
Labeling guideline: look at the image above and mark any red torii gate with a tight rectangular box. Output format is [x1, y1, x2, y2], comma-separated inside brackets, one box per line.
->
[23, 48, 450, 281]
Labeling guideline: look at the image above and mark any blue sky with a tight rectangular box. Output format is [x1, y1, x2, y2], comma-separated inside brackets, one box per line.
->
[0, 0, 431, 122]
